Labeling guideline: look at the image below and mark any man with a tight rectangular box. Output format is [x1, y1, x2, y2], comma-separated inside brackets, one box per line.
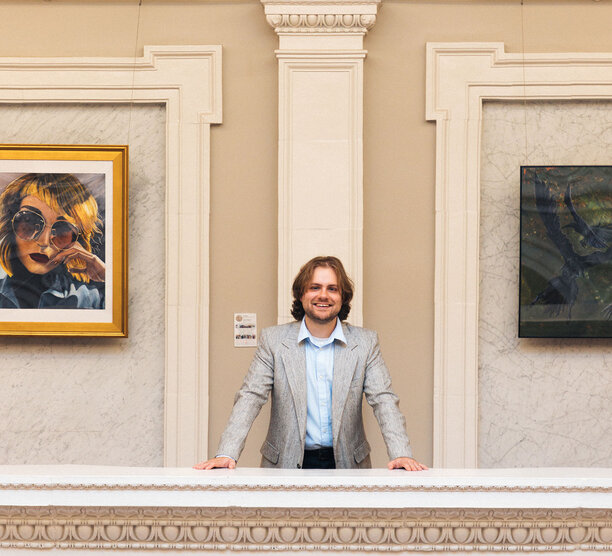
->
[195, 256, 427, 471]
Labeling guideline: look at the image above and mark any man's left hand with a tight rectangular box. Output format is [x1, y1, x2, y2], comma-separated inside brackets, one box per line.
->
[388, 457, 428, 471]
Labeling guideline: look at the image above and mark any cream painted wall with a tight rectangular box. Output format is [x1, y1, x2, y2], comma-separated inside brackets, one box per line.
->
[1, 0, 612, 468]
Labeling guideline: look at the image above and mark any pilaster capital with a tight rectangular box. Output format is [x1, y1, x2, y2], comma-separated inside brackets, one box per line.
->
[261, 0, 381, 36]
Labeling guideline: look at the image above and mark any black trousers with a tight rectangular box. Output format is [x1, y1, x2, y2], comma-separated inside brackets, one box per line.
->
[303, 447, 336, 469]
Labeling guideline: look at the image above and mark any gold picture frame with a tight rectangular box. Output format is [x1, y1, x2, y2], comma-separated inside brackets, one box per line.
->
[0, 145, 128, 336]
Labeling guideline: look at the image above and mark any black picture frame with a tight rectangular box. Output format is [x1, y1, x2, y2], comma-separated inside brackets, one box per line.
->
[519, 166, 612, 338]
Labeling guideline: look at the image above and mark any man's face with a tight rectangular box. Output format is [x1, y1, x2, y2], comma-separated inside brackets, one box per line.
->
[300, 265, 342, 325]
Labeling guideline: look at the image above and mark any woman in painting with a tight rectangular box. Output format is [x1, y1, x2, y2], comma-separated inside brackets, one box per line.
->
[0, 173, 105, 309]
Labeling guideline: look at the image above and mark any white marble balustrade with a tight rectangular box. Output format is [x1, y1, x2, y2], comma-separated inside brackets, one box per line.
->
[1, 466, 611, 553]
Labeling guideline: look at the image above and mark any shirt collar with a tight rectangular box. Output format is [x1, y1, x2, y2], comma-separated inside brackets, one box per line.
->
[298, 317, 346, 346]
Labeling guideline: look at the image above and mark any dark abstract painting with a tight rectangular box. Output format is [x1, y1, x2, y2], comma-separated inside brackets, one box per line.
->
[520, 166, 612, 338]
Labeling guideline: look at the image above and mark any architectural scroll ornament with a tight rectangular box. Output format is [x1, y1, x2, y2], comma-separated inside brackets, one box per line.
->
[265, 13, 377, 34]
[1, 507, 611, 551]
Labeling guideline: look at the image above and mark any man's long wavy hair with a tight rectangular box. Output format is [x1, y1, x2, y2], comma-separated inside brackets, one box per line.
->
[0, 173, 101, 283]
[291, 256, 354, 321]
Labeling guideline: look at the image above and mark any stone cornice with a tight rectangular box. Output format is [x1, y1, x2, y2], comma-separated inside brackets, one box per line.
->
[261, 0, 380, 35]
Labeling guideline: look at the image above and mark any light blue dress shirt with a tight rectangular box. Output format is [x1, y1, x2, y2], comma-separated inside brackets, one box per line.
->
[298, 318, 347, 450]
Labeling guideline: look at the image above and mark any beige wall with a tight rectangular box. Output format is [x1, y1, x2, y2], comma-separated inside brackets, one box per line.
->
[1, 0, 612, 468]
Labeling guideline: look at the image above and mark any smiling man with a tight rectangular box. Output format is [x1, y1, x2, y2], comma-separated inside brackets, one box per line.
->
[195, 256, 427, 471]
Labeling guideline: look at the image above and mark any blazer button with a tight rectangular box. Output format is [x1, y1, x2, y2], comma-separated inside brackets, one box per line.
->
[297, 463, 301, 469]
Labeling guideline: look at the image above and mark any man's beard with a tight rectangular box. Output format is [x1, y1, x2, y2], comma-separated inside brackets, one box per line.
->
[303, 305, 340, 325]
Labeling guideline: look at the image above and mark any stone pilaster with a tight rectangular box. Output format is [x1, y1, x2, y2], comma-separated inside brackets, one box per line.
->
[261, 0, 381, 324]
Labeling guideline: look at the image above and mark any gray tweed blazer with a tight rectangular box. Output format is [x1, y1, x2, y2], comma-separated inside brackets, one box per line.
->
[216, 321, 412, 469]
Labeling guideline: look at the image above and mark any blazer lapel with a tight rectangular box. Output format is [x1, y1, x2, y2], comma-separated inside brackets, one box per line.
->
[332, 323, 359, 445]
[280, 327, 308, 445]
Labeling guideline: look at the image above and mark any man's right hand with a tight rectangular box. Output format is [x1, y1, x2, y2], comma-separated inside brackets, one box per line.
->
[193, 456, 236, 470]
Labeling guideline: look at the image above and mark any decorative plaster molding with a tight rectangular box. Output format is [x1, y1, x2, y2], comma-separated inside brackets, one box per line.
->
[3, 481, 612, 494]
[265, 13, 377, 34]
[0, 46, 222, 467]
[1, 506, 611, 551]
[425, 43, 612, 468]
[262, 0, 380, 35]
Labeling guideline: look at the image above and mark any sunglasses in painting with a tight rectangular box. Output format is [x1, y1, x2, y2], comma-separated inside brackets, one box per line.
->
[12, 209, 79, 250]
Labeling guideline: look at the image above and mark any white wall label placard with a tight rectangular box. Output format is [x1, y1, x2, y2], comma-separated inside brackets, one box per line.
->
[234, 313, 257, 347]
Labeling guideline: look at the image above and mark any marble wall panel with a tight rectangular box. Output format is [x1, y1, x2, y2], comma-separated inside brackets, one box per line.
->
[479, 101, 612, 467]
[0, 103, 166, 465]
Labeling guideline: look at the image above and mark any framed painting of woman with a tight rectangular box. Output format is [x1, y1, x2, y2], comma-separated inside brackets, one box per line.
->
[0, 145, 127, 336]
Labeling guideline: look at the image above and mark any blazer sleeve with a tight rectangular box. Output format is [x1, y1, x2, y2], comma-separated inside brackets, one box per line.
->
[362, 331, 413, 460]
[216, 327, 275, 461]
